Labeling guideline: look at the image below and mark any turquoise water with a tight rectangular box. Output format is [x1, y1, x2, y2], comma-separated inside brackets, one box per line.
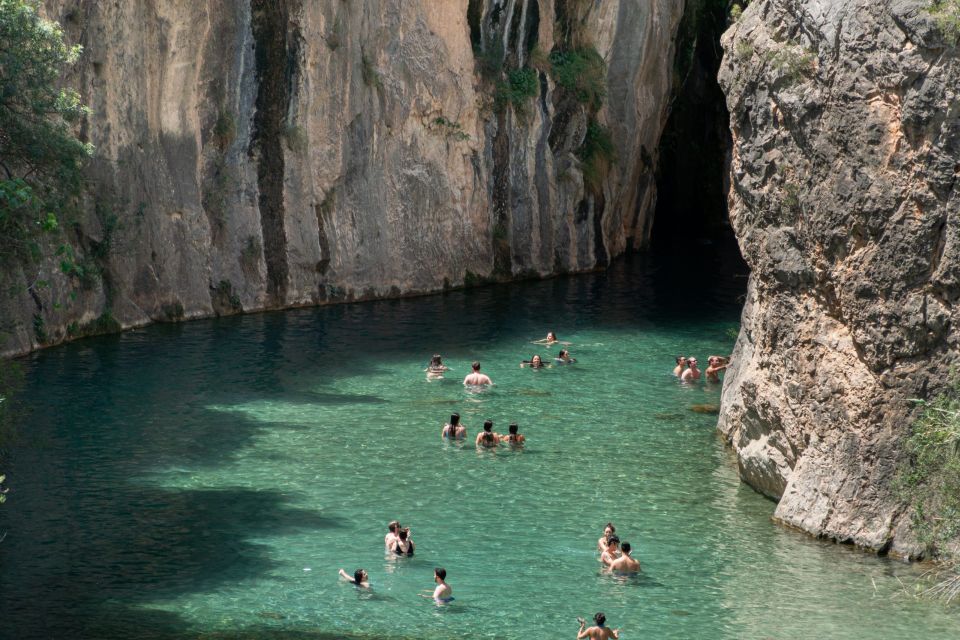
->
[2, 251, 958, 639]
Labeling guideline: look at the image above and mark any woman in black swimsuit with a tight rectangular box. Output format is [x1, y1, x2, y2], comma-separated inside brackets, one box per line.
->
[392, 528, 415, 556]
[475, 420, 499, 447]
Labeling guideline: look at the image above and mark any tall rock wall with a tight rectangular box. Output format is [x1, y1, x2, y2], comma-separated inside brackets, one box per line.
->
[0, 0, 684, 355]
[719, 0, 960, 556]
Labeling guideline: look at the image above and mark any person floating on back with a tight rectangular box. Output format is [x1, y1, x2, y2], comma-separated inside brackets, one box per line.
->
[464, 361, 493, 386]
[442, 413, 467, 439]
[500, 422, 525, 446]
[420, 567, 453, 603]
[577, 612, 620, 639]
[475, 419, 500, 447]
[606, 542, 640, 574]
[338, 568, 370, 588]
[681, 357, 701, 382]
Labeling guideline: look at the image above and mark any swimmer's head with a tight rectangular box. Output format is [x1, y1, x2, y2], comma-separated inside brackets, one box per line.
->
[604, 522, 616, 536]
[431, 354, 442, 366]
[607, 535, 620, 547]
[621, 542, 631, 554]
[676, 355, 685, 365]
[594, 613, 606, 626]
[388, 521, 400, 533]
[483, 420, 493, 432]
[547, 332, 557, 340]
[509, 423, 518, 435]
[472, 361, 481, 371]
[450, 413, 460, 425]
[559, 349, 568, 358]
[687, 358, 698, 366]
[354, 569, 367, 583]
[398, 528, 409, 541]
[434, 567, 446, 581]
[532, 355, 542, 366]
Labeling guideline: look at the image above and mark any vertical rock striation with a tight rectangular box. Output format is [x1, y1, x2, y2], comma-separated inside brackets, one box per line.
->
[719, 0, 960, 556]
[1, 0, 684, 355]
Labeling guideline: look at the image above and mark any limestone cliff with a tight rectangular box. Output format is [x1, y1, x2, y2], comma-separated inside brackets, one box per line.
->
[0, 0, 684, 355]
[719, 0, 959, 556]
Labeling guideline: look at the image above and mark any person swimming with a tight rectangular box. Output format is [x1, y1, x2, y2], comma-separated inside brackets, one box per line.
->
[420, 567, 453, 603]
[463, 361, 493, 386]
[500, 422, 525, 446]
[606, 542, 640, 573]
[705, 356, 729, 383]
[391, 527, 415, 556]
[555, 349, 576, 364]
[385, 520, 401, 550]
[673, 355, 686, 377]
[577, 612, 620, 639]
[681, 357, 701, 382]
[597, 522, 616, 554]
[520, 354, 548, 368]
[338, 568, 370, 588]
[532, 331, 570, 346]
[599, 535, 621, 565]
[426, 354, 450, 378]
[442, 413, 467, 439]
[475, 420, 499, 447]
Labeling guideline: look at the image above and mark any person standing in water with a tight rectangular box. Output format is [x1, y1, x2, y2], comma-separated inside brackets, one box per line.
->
[338, 568, 370, 588]
[442, 413, 467, 439]
[681, 357, 701, 382]
[500, 422, 525, 445]
[464, 361, 493, 386]
[391, 527, 415, 556]
[606, 542, 640, 573]
[420, 567, 453, 603]
[705, 356, 729, 383]
[426, 354, 450, 379]
[597, 523, 616, 554]
[385, 521, 400, 550]
[476, 420, 500, 447]
[673, 355, 686, 377]
[600, 535, 621, 565]
[577, 613, 620, 639]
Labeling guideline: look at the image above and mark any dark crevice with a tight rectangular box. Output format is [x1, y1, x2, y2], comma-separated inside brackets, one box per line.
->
[491, 109, 513, 278]
[250, 0, 295, 304]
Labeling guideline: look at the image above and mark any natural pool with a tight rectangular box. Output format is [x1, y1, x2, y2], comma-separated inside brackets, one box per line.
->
[1, 250, 958, 640]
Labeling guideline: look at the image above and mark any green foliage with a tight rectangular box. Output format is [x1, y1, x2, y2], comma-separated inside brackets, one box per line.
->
[494, 67, 539, 113]
[0, 0, 93, 266]
[576, 119, 616, 193]
[549, 48, 606, 110]
[730, 4, 743, 22]
[895, 380, 960, 554]
[431, 116, 471, 142]
[475, 39, 505, 81]
[212, 110, 236, 150]
[763, 46, 816, 85]
[735, 39, 755, 62]
[929, 1, 960, 44]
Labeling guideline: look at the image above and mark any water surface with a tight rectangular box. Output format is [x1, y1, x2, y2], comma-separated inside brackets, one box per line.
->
[2, 249, 957, 639]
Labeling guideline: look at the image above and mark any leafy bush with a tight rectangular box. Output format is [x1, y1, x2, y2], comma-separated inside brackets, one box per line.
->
[0, 0, 94, 266]
[495, 67, 539, 112]
[576, 119, 616, 193]
[929, 0, 960, 44]
[431, 116, 471, 141]
[549, 48, 606, 110]
[896, 380, 960, 554]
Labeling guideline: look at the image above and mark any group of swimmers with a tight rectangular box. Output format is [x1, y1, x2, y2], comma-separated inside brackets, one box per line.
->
[673, 354, 730, 382]
[442, 414, 525, 447]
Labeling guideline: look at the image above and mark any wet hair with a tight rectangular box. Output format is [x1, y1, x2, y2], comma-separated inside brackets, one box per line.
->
[354, 569, 366, 584]
[484, 420, 493, 432]
[388, 521, 399, 533]
[450, 413, 460, 426]
[676, 355, 685, 365]
[607, 535, 620, 546]
[508, 423, 518, 435]
[531, 355, 543, 367]
[594, 612, 606, 626]
[472, 361, 481, 371]
[430, 354, 442, 366]
[558, 349, 568, 358]
[398, 528, 409, 541]
[547, 331, 557, 340]
[604, 522, 616, 533]
[435, 567, 446, 581]
[621, 542, 631, 554]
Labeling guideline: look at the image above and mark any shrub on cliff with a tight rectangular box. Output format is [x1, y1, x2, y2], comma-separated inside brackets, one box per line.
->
[929, 0, 960, 44]
[0, 0, 92, 265]
[896, 381, 960, 555]
[549, 48, 606, 110]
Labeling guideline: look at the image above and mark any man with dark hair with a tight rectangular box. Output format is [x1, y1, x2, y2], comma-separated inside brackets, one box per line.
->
[420, 567, 453, 603]
[599, 535, 621, 565]
[577, 612, 620, 639]
[607, 542, 640, 573]
[463, 361, 492, 386]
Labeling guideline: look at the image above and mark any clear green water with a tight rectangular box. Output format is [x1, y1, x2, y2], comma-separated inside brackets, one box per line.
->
[2, 251, 958, 640]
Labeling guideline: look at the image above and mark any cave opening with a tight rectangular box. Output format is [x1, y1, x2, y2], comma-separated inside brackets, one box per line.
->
[647, 1, 748, 302]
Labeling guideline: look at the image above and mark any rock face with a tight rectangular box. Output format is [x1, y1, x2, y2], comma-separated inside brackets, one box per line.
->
[0, 0, 684, 355]
[719, 0, 960, 556]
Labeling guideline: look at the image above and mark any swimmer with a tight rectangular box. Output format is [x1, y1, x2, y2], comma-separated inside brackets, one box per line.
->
[705, 356, 729, 383]
[391, 527, 415, 556]
[426, 354, 450, 378]
[464, 361, 493, 386]
[475, 419, 500, 447]
[600, 535, 621, 565]
[606, 542, 640, 573]
[577, 612, 620, 639]
[520, 354, 548, 369]
[681, 357, 701, 382]
[419, 567, 453, 603]
[597, 522, 616, 554]
[442, 413, 467, 439]
[385, 520, 400, 551]
[673, 355, 686, 377]
[555, 349, 577, 364]
[533, 331, 570, 346]
[338, 568, 370, 588]
[500, 422, 525, 445]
